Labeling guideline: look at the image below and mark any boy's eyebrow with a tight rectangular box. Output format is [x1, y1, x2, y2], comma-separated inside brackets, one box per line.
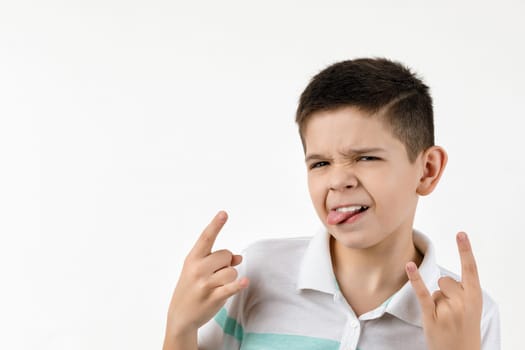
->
[305, 147, 386, 162]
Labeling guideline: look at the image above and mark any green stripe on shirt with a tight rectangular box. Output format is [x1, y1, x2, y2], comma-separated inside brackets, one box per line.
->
[214, 308, 342, 349]
[214, 307, 244, 342]
[240, 332, 340, 350]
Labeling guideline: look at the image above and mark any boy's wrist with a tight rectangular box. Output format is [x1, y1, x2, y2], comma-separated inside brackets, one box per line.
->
[166, 317, 198, 338]
[163, 325, 198, 350]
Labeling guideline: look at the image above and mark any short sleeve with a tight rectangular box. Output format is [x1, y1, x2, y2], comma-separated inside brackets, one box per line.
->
[197, 254, 248, 350]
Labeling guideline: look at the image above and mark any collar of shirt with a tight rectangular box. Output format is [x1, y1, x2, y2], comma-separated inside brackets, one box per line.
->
[296, 228, 442, 328]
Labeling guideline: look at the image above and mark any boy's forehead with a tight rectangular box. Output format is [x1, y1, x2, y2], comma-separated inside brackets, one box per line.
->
[303, 107, 397, 151]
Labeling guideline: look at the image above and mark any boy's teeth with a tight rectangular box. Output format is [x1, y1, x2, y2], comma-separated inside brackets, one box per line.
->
[336, 205, 367, 212]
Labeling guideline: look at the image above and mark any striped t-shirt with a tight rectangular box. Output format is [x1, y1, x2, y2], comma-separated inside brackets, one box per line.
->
[198, 229, 500, 350]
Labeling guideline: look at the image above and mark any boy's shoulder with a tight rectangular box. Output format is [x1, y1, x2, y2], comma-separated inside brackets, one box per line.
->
[239, 235, 315, 282]
[242, 235, 312, 263]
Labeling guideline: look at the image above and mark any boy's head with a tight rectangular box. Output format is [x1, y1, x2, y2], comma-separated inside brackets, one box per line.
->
[296, 58, 447, 250]
[296, 58, 434, 163]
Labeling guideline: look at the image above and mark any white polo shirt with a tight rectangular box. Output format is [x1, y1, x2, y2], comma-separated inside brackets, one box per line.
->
[198, 229, 500, 350]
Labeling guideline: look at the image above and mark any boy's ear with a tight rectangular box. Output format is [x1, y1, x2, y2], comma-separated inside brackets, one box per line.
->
[416, 146, 448, 196]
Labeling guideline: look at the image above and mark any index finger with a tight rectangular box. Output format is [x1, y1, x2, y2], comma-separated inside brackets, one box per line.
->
[189, 211, 228, 258]
[406, 262, 435, 319]
[456, 232, 481, 289]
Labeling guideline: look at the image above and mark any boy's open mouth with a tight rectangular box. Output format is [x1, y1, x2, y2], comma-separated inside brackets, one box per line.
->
[327, 205, 369, 225]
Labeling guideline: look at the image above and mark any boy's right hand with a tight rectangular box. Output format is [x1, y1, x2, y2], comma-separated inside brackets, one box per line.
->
[165, 211, 249, 337]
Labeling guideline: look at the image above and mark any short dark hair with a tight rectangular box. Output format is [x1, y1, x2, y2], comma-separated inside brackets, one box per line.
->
[296, 58, 434, 162]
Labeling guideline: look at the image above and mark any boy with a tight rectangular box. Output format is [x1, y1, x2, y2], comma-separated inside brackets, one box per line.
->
[163, 58, 500, 349]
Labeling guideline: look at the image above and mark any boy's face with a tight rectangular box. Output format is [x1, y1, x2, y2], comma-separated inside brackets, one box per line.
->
[303, 106, 424, 250]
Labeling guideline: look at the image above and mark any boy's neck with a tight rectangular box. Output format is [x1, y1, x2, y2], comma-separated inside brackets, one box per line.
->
[330, 228, 423, 316]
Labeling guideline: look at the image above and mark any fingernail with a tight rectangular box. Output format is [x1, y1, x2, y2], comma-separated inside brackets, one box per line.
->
[406, 262, 416, 273]
[457, 232, 467, 242]
[239, 277, 249, 288]
[217, 211, 227, 221]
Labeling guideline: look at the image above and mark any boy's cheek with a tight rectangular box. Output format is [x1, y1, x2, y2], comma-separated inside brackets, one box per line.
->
[306, 180, 323, 201]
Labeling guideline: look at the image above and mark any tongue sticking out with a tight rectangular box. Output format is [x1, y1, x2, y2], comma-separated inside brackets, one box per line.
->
[326, 209, 364, 225]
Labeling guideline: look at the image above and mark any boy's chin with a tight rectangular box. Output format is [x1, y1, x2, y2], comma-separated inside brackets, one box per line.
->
[327, 227, 380, 250]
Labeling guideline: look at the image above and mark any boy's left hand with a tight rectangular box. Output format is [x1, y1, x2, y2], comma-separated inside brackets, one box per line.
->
[405, 232, 483, 350]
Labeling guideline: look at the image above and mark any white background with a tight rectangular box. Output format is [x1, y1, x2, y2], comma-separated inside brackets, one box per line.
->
[1, 1, 523, 349]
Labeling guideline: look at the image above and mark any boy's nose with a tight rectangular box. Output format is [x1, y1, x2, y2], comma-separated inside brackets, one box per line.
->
[328, 166, 358, 191]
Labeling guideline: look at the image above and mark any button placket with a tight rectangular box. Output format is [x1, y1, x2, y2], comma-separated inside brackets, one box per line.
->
[334, 291, 362, 350]
[339, 316, 361, 350]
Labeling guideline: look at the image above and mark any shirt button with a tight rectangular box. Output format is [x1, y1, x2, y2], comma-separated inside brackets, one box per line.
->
[350, 320, 359, 328]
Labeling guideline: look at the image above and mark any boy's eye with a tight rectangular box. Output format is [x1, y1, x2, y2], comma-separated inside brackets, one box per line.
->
[358, 156, 379, 161]
[310, 161, 329, 169]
